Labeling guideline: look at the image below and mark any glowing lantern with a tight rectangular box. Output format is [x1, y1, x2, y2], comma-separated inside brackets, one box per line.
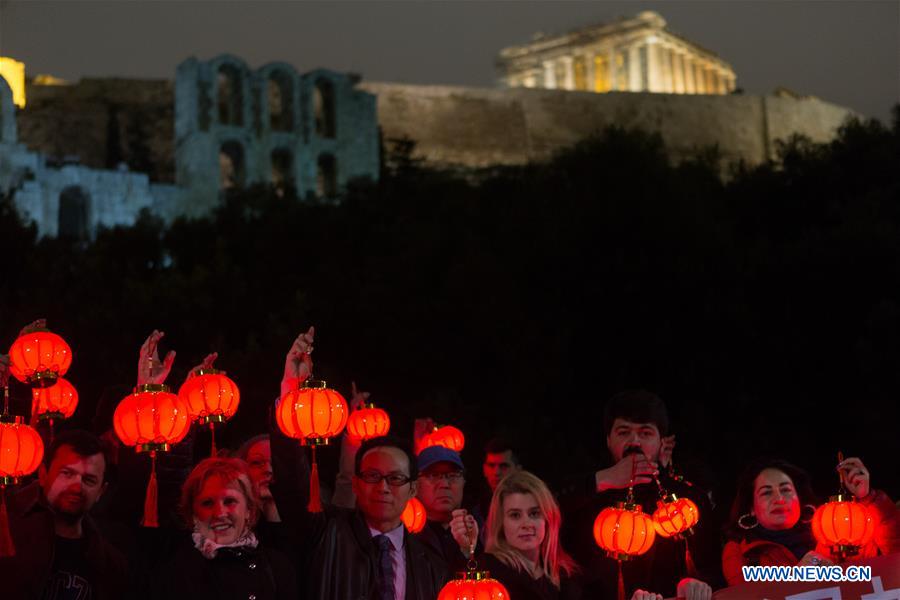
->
[420, 424, 465, 453]
[113, 384, 190, 527]
[276, 378, 348, 512]
[32, 377, 79, 423]
[178, 368, 240, 455]
[594, 496, 656, 600]
[8, 330, 72, 388]
[401, 497, 427, 533]
[0, 410, 45, 556]
[346, 402, 390, 442]
[0, 416, 44, 484]
[437, 572, 510, 600]
[653, 494, 700, 538]
[812, 493, 877, 562]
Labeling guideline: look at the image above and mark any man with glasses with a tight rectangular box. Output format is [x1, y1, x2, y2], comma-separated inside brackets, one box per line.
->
[270, 330, 448, 600]
[414, 446, 480, 571]
[271, 432, 449, 600]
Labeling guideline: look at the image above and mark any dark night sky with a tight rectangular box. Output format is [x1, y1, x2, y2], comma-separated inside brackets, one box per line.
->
[1, 0, 897, 122]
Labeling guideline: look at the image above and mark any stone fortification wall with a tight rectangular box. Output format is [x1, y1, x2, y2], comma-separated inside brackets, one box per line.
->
[17, 78, 175, 182]
[360, 82, 856, 170]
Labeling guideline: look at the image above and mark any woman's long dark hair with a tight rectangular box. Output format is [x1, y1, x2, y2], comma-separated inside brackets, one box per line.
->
[725, 458, 818, 541]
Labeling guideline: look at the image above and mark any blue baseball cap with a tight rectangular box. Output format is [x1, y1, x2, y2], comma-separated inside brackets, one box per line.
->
[417, 446, 465, 473]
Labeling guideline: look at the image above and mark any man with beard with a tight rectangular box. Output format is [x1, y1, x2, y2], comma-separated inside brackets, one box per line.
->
[561, 390, 723, 600]
[1, 429, 128, 600]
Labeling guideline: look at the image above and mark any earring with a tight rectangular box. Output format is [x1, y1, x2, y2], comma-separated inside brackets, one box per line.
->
[738, 513, 758, 530]
[801, 504, 817, 524]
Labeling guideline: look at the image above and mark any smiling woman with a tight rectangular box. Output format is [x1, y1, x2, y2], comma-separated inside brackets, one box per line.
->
[151, 457, 298, 600]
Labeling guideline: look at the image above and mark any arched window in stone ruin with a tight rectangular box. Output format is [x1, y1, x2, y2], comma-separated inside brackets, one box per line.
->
[217, 64, 243, 126]
[58, 186, 90, 240]
[271, 148, 293, 195]
[219, 140, 245, 190]
[316, 153, 337, 198]
[268, 72, 294, 131]
[314, 79, 336, 138]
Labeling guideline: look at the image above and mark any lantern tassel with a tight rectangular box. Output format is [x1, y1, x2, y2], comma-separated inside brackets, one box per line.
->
[308, 445, 323, 513]
[210, 423, 217, 457]
[685, 542, 697, 577]
[0, 487, 14, 557]
[616, 561, 625, 600]
[142, 451, 159, 528]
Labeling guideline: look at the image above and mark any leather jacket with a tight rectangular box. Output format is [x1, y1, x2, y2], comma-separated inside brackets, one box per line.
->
[0, 481, 129, 600]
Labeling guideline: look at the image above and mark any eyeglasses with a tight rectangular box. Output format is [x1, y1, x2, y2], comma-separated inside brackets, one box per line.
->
[419, 471, 465, 483]
[357, 470, 413, 487]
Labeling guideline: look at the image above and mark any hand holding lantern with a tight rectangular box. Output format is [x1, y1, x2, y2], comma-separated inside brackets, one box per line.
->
[178, 352, 240, 456]
[837, 456, 870, 500]
[137, 330, 175, 386]
[811, 452, 877, 562]
[276, 328, 347, 512]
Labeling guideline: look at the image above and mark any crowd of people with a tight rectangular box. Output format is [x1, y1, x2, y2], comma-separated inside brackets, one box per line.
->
[1, 326, 898, 600]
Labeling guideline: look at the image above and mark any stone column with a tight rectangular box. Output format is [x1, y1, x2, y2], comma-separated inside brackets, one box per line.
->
[661, 46, 674, 93]
[645, 42, 660, 92]
[683, 56, 695, 93]
[561, 56, 575, 90]
[543, 61, 556, 89]
[585, 52, 595, 92]
[672, 51, 685, 93]
[628, 44, 641, 91]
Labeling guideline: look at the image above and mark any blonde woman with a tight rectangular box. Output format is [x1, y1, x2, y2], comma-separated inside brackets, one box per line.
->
[483, 470, 662, 600]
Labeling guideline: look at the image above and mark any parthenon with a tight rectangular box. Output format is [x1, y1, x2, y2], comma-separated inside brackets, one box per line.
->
[497, 11, 737, 95]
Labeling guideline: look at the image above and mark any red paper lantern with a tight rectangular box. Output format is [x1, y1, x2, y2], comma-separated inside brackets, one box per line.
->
[346, 403, 390, 442]
[812, 493, 877, 561]
[276, 379, 348, 513]
[114, 384, 191, 451]
[421, 425, 465, 453]
[276, 379, 348, 445]
[178, 369, 240, 456]
[31, 378, 79, 422]
[0, 417, 44, 484]
[652, 494, 700, 538]
[178, 369, 240, 424]
[113, 384, 191, 528]
[437, 572, 510, 600]
[594, 502, 656, 559]
[8, 330, 72, 388]
[0, 415, 45, 556]
[401, 497, 427, 533]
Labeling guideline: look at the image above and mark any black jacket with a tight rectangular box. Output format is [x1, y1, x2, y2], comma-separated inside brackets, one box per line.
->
[480, 553, 582, 600]
[152, 536, 297, 600]
[0, 481, 129, 600]
[415, 518, 482, 573]
[561, 472, 724, 600]
[269, 423, 449, 600]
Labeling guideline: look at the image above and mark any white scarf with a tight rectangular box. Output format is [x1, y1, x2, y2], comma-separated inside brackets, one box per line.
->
[192, 529, 259, 559]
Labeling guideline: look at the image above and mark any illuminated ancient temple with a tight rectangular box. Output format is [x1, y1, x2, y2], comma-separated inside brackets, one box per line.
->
[497, 11, 737, 95]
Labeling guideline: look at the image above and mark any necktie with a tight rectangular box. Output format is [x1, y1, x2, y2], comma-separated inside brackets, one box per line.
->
[374, 534, 396, 600]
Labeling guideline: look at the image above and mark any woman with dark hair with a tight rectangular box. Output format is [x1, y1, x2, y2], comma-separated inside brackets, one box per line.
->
[152, 457, 297, 600]
[722, 457, 900, 585]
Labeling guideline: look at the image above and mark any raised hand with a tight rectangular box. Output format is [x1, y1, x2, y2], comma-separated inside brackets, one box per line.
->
[449, 508, 478, 557]
[659, 434, 676, 470]
[185, 352, 218, 382]
[18, 318, 47, 337]
[281, 326, 314, 396]
[0, 354, 9, 388]
[137, 330, 176, 385]
[350, 381, 371, 411]
[595, 453, 659, 492]
[676, 578, 712, 600]
[630, 591, 663, 600]
[837, 456, 871, 499]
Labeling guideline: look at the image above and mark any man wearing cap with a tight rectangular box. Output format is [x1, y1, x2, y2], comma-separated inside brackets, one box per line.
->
[415, 446, 480, 571]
